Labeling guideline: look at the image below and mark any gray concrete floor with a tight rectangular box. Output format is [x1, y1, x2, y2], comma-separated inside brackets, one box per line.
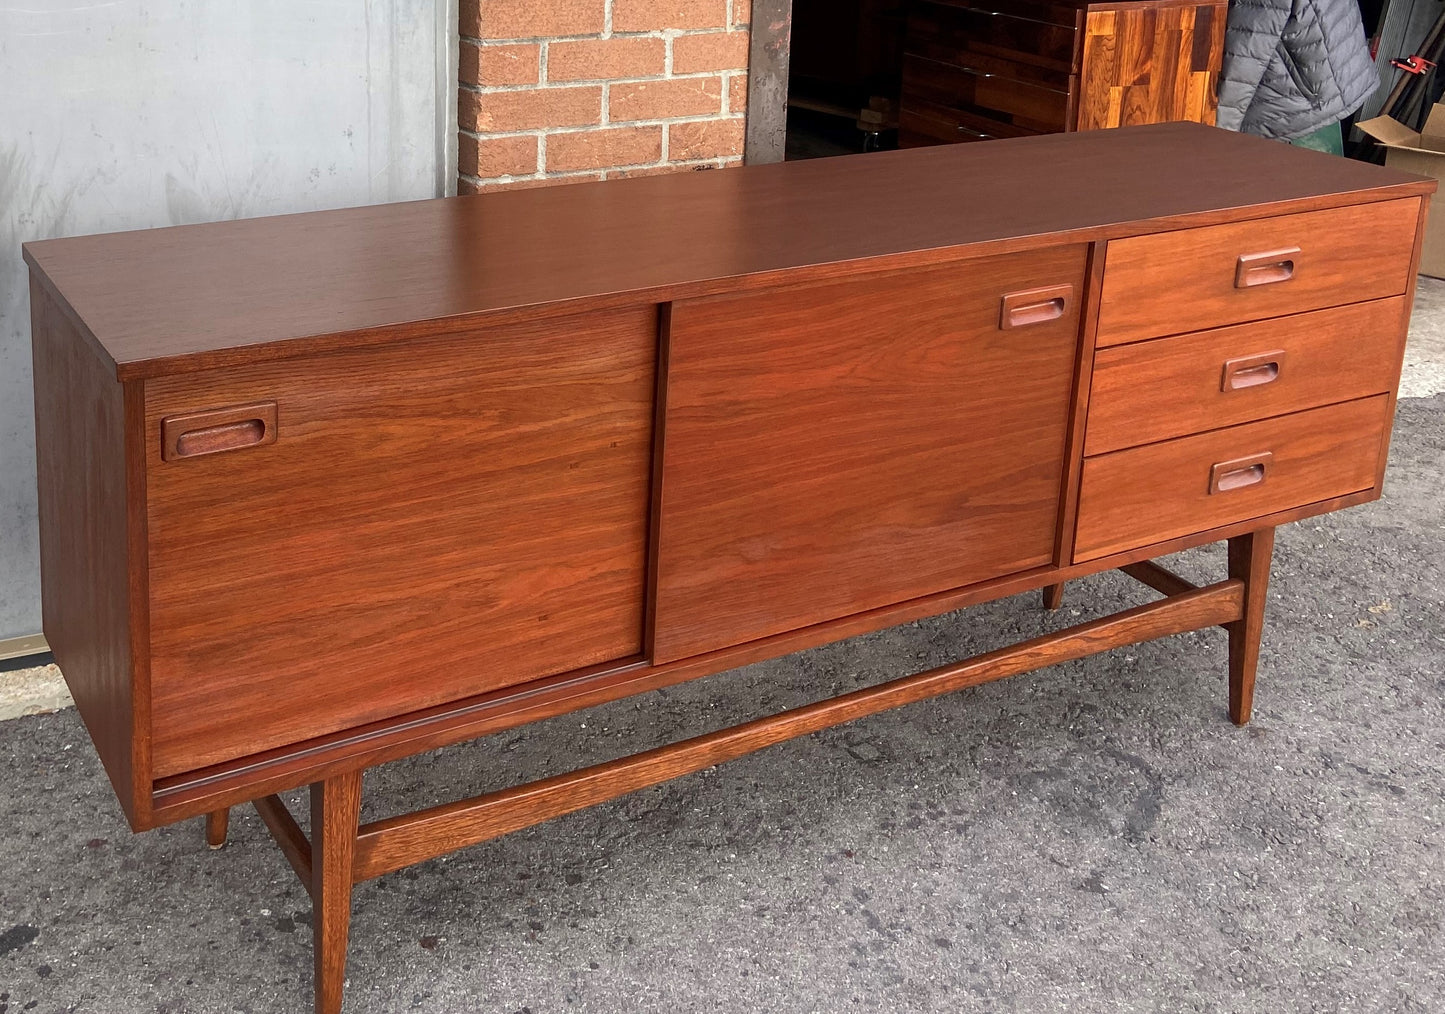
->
[4, 318, 1445, 1013]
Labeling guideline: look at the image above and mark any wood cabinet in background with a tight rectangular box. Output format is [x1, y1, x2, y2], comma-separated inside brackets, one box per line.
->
[900, 0, 1228, 145]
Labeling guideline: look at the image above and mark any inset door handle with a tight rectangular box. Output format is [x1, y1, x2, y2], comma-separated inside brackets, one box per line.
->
[999, 284, 1073, 330]
[1221, 350, 1286, 392]
[1208, 451, 1273, 495]
[1235, 247, 1300, 288]
[162, 402, 278, 461]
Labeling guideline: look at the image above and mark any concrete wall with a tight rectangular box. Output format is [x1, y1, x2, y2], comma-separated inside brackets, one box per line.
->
[0, 0, 457, 643]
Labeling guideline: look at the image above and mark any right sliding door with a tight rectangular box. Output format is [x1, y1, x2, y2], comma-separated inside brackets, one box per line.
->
[651, 246, 1088, 663]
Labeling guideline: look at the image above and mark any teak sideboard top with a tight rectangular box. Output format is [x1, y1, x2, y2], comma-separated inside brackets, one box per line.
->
[25, 123, 1435, 840]
[25, 122, 1429, 379]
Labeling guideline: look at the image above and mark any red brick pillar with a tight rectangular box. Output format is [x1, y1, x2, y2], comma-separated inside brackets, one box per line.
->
[458, 1, 752, 191]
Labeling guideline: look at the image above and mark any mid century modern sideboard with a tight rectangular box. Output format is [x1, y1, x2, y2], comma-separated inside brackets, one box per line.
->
[24, 123, 1432, 1012]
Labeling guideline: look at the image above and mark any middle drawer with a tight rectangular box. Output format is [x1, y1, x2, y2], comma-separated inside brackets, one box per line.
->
[1086, 296, 1407, 455]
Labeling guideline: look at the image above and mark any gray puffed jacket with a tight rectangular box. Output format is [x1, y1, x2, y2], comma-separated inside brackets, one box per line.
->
[1216, 0, 1379, 139]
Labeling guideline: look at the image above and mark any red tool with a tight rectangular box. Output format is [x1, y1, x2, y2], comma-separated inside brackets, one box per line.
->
[1391, 54, 1436, 74]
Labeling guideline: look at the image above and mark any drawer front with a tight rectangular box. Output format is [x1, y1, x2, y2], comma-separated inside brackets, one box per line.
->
[1096, 199, 1420, 347]
[144, 307, 657, 777]
[909, 0, 1080, 73]
[1086, 296, 1407, 454]
[654, 246, 1088, 663]
[902, 53, 1071, 133]
[1073, 396, 1387, 562]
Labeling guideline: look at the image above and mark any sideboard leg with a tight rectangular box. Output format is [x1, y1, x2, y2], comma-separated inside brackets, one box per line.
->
[1042, 583, 1065, 610]
[311, 770, 363, 1014]
[205, 807, 230, 849]
[1226, 527, 1275, 725]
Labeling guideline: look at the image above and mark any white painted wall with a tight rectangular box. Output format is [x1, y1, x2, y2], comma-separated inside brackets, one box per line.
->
[0, 0, 457, 642]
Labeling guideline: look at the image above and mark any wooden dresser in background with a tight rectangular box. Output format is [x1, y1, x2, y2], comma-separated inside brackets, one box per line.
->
[24, 125, 1431, 1013]
[900, 0, 1228, 145]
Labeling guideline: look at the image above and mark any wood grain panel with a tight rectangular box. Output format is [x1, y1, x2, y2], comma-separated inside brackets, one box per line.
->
[144, 307, 657, 777]
[21, 124, 1432, 380]
[28, 278, 146, 827]
[1096, 199, 1421, 346]
[1075, 1, 1226, 130]
[1073, 396, 1388, 561]
[653, 248, 1087, 663]
[909, 0, 1080, 72]
[902, 54, 1072, 132]
[1086, 296, 1409, 454]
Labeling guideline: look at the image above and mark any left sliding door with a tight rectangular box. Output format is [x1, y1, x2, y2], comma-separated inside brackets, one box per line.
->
[142, 307, 658, 778]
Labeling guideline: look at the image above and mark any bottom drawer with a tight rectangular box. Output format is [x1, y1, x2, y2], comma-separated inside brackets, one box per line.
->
[1073, 396, 1388, 562]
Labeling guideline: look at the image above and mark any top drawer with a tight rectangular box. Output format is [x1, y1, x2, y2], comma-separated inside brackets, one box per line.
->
[1096, 199, 1421, 347]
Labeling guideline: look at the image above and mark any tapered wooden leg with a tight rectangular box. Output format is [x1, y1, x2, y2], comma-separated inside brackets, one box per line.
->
[312, 770, 363, 1014]
[1226, 527, 1275, 725]
[205, 808, 230, 849]
[1042, 582, 1064, 610]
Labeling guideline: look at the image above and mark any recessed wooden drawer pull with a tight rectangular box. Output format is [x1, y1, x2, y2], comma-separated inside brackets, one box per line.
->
[1209, 451, 1273, 494]
[1234, 247, 1300, 288]
[1221, 350, 1286, 391]
[1000, 284, 1072, 329]
[161, 402, 278, 461]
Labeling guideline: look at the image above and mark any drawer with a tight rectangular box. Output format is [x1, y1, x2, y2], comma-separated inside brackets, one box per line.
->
[1096, 199, 1420, 347]
[1086, 297, 1407, 455]
[902, 53, 1071, 133]
[1073, 396, 1388, 562]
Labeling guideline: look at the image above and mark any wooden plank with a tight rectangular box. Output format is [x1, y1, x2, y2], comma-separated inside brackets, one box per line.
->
[21, 124, 1434, 380]
[1077, 12, 1118, 129]
[1120, 560, 1197, 597]
[254, 794, 313, 893]
[352, 578, 1246, 882]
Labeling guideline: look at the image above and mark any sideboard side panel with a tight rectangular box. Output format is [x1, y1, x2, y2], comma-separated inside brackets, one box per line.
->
[29, 277, 143, 826]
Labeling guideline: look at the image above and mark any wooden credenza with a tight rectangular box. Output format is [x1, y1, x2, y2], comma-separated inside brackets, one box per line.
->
[899, 0, 1228, 145]
[24, 124, 1432, 1013]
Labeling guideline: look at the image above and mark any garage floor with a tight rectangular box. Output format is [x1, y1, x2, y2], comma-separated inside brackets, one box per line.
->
[2, 285, 1444, 1013]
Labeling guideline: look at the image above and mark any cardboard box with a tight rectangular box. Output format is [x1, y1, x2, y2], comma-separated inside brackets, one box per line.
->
[1357, 102, 1445, 277]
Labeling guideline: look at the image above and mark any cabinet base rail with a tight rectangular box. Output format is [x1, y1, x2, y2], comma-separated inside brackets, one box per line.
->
[208, 537, 1269, 1014]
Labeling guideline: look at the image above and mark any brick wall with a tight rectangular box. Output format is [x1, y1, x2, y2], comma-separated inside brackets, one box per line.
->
[458, 0, 752, 191]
